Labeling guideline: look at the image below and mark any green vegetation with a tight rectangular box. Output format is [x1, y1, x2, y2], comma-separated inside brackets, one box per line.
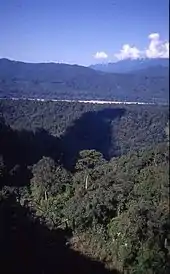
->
[0, 99, 169, 273]
[0, 99, 168, 166]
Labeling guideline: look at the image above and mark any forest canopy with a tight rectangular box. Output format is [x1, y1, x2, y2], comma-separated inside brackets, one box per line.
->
[0, 99, 169, 273]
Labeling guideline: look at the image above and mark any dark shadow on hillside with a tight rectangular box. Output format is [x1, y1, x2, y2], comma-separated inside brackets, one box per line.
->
[0, 127, 61, 167]
[0, 193, 121, 274]
[0, 119, 62, 186]
[61, 108, 126, 169]
[0, 107, 126, 182]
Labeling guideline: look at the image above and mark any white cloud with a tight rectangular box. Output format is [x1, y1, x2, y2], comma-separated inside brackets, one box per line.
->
[148, 33, 160, 40]
[145, 32, 169, 58]
[94, 51, 108, 59]
[114, 33, 169, 60]
[114, 44, 142, 60]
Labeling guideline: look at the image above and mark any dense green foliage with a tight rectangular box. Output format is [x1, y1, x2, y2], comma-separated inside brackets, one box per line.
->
[0, 99, 168, 168]
[0, 99, 169, 273]
[0, 58, 169, 103]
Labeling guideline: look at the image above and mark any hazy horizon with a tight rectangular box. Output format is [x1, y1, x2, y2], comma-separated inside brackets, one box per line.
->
[0, 56, 169, 68]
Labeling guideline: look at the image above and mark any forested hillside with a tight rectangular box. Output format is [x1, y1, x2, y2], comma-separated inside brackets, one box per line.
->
[0, 99, 168, 168]
[0, 58, 169, 103]
[0, 99, 169, 273]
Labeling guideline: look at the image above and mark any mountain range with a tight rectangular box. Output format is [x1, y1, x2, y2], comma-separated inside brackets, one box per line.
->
[0, 58, 169, 103]
[90, 58, 169, 74]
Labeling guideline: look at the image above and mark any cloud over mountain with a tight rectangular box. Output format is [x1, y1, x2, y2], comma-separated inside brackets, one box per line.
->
[145, 33, 169, 58]
[114, 44, 141, 60]
[114, 33, 169, 60]
[94, 33, 169, 61]
[94, 51, 108, 59]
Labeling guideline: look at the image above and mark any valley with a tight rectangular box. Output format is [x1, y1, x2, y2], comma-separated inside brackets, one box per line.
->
[0, 58, 169, 274]
[0, 97, 156, 105]
[0, 1, 169, 273]
[0, 58, 169, 104]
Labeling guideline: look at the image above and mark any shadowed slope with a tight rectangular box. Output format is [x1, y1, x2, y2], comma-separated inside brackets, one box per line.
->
[0, 193, 120, 274]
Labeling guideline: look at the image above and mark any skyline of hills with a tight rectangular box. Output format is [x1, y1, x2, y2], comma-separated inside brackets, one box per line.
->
[90, 58, 169, 73]
[0, 58, 169, 104]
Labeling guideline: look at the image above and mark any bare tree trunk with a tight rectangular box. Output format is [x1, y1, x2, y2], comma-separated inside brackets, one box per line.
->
[85, 174, 89, 190]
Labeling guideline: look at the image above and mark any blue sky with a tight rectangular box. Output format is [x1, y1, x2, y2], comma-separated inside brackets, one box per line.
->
[0, 0, 169, 65]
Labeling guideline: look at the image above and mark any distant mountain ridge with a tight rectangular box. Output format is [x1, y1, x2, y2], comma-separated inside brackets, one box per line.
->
[90, 58, 169, 74]
[130, 65, 169, 77]
[0, 58, 169, 104]
[0, 58, 98, 82]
